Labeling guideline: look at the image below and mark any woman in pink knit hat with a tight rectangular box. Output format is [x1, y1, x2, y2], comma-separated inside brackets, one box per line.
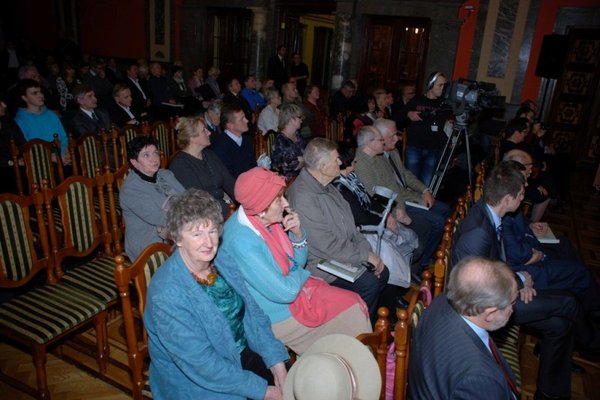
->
[217, 167, 372, 355]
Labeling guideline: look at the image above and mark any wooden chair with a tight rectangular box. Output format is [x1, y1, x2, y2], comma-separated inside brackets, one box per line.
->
[150, 120, 176, 162]
[43, 174, 121, 309]
[104, 165, 128, 255]
[11, 135, 65, 195]
[356, 307, 392, 400]
[393, 273, 433, 400]
[69, 132, 105, 178]
[107, 125, 143, 170]
[114, 243, 173, 400]
[0, 189, 108, 399]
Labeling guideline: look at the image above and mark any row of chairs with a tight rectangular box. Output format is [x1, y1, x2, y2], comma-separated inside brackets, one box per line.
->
[0, 168, 129, 399]
[9, 120, 176, 195]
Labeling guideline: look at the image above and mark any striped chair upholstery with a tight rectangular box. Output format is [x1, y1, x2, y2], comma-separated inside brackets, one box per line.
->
[265, 130, 277, 158]
[393, 273, 432, 400]
[150, 121, 174, 161]
[44, 174, 120, 306]
[20, 136, 65, 193]
[490, 324, 522, 391]
[0, 191, 109, 399]
[114, 243, 173, 400]
[74, 133, 103, 178]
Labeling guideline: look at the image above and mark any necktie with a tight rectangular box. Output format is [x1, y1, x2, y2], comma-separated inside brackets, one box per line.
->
[496, 224, 506, 262]
[489, 337, 520, 397]
[91, 112, 99, 121]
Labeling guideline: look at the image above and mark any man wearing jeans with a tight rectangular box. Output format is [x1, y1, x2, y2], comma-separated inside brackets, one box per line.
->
[398, 71, 450, 186]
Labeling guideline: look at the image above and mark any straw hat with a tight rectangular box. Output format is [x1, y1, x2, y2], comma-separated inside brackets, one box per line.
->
[284, 334, 381, 400]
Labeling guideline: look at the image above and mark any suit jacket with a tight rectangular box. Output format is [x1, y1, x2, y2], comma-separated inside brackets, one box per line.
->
[107, 101, 142, 129]
[267, 55, 286, 89]
[408, 294, 514, 399]
[124, 77, 149, 111]
[68, 108, 112, 138]
[453, 199, 505, 265]
[211, 132, 256, 178]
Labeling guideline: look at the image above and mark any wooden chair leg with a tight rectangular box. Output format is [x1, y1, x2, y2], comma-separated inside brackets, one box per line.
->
[32, 344, 50, 399]
[94, 311, 109, 375]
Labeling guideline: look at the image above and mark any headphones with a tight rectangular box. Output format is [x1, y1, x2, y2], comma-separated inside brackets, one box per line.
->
[426, 72, 443, 90]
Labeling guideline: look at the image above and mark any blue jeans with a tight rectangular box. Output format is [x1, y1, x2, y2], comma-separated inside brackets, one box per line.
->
[405, 146, 439, 187]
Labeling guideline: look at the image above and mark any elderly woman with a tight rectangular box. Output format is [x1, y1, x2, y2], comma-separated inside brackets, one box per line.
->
[287, 138, 389, 321]
[144, 189, 288, 400]
[257, 87, 281, 134]
[169, 116, 235, 216]
[333, 144, 417, 288]
[120, 136, 185, 260]
[271, 104, 307, 180]
[218, 167, 371, 355]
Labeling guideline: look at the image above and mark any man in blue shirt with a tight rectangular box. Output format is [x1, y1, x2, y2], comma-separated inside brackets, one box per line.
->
[240, 74, 266, 112]
[14, 79, 70, 162]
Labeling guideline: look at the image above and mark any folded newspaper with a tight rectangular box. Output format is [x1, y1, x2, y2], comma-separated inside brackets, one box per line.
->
[317, 260, 366, 283]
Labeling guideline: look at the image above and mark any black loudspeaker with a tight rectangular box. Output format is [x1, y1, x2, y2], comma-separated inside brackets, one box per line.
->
[535, 35, 568, 79]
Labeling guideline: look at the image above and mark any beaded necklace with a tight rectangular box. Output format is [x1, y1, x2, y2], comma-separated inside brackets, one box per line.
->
[190, 264, 218, 286]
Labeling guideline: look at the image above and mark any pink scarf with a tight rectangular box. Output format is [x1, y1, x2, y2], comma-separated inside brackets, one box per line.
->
[247, 214, 368, 327]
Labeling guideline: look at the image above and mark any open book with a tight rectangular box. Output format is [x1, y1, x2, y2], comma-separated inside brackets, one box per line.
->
[535, 225, 560, 244]
[405, 200, 430, 211]
[317, 260, 366, 283]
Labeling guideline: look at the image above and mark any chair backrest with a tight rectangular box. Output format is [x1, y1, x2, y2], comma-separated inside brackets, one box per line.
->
[110, 125, 142, 170]
[71, 132, 104, 178]
[44, 174, 112, 279]
[150, 121, 175, 161]
[356, 307, 391, 400]
[16, 136, 64, 193]
[0, 189, 55, 286]
[393, 275, 432, 400]
[114, 243, 172, 400]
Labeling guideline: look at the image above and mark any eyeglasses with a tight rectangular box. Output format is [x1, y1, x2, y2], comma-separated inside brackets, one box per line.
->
[295, 115, 305, 120]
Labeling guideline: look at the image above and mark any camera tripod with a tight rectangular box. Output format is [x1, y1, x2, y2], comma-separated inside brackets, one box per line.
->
[429, 111, 472, 197]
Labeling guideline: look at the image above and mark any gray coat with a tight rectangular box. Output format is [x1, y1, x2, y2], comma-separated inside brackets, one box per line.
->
[120, 169, 185, 260]
[287, 169, 371, 282]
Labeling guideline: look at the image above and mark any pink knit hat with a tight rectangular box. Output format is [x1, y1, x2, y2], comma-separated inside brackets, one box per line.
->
[234, 167, 286, 215]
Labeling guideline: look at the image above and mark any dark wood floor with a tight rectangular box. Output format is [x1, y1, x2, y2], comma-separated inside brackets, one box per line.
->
[520, 165, 600, 400]
[1, 165, 599, 399]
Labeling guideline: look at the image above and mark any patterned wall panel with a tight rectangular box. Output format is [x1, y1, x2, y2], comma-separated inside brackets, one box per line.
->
[548, 29, 600, 160]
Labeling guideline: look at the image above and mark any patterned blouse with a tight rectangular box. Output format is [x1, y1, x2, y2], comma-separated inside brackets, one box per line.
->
[271, 131, 307, 180]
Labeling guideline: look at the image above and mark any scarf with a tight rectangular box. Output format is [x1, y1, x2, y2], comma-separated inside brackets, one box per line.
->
[335, 171, 371, 209]
[242, 207, 368, 327]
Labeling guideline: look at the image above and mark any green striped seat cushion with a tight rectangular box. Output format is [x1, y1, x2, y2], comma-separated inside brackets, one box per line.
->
[143, 380, 152, 398]
[61, 255, 125, 304]
[0, 283, 107, 344]
[490, 323, 521, 390]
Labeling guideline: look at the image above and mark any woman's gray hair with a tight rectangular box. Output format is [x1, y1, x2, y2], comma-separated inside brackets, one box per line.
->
[278, 104, 303, 131]
[264, 88, 281, 104]
[447, 256, 515, 316]
[175, 116, 206, 149]
[304, 138, 337, 170]
[356, 125, 378, 148]
[165, 188, 223, 243]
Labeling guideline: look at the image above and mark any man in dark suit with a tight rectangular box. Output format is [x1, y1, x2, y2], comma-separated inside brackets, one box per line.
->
[409, 256, 519, 399]
[453, 161, 599, 400]
[266, 45, 287, 90]
[107, 83, 146, 129]
[212, 103, 256, 178]
[123, 62, 150, 113]
[68, 84, 112, 138]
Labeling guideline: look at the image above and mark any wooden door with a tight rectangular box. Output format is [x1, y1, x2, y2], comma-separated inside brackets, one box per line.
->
[358, 16, 431, 94]
[205, 7, 251, 82]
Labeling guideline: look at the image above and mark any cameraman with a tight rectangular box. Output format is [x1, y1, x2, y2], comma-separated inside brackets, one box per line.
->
[399, 71, 450, 186]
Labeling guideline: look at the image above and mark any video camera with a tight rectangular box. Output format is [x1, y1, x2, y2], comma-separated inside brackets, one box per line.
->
[442, 78, 505, 119]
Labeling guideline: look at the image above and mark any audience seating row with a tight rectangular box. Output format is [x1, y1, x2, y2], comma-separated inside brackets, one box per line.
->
[9, 120, 176, 196]
[0, 167, 131, 399]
